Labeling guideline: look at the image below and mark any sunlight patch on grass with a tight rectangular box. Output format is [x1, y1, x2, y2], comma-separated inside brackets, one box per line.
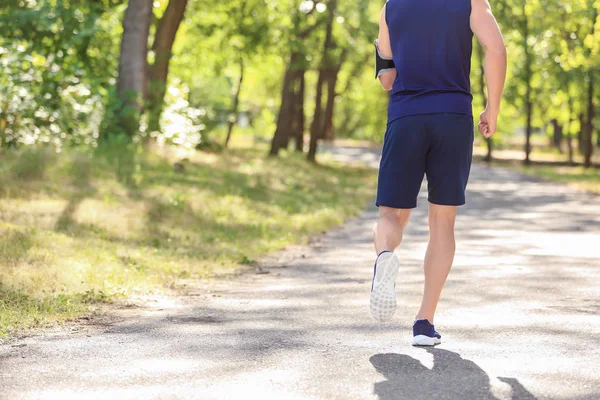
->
[0, 288, 111, 337]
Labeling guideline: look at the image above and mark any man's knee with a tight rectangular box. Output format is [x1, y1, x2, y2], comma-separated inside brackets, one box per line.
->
[379, 207, 411, 230]
[428, 204, 457, 230]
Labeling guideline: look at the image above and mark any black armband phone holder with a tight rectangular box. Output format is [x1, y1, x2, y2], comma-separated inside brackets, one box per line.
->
[375, 40, 395, 78]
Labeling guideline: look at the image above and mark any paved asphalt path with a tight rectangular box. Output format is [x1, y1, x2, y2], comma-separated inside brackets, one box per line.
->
[1, 146, 600, 399]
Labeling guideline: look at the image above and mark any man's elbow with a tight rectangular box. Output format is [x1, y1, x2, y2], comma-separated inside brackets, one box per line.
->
[378, 72, 396, 91]
[380, 79, 393, 91]
[485, 43, 507, 57]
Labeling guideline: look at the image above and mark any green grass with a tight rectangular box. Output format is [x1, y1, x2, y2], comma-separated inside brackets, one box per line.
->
[0, 143, 377, 340]
[518, 165, 600, 194]
[473, 144, 600, 194]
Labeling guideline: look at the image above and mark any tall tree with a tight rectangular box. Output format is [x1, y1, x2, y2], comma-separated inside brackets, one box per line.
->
[270, 53, 306, 155]
[330, 0, 380, 142]
[185, 0, 270, 149]
[322, 56, 345, 141]
[290, 69, 306, 152]
[583, 6, 598, 168]
[583, 72, 595, 167]
[308, 0, 338, 162]
[221, 0, 269, 148]
[117, 0, 153, 136]
[521, 0, 534, 165]
[270, 2, 320, 156]
[147, 0, 189, 134]
[494, 0, 543, 165]
[566, 79, 575, 165]
[549, 0, 590, 164]
[224, 55, 244, 147]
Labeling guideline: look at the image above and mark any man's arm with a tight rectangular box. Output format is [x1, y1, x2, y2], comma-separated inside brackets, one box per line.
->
[471, 0, 507, 138]
[377, 4, 396, 91]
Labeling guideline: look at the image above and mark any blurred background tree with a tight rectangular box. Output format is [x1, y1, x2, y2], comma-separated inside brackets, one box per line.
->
[0, 0, 599, 166]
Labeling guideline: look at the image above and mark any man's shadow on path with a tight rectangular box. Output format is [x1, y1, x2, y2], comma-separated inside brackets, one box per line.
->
[370, 348, 538, 400]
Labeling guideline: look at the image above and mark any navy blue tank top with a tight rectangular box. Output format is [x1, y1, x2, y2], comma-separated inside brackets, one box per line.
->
[386, 0, 474, 123]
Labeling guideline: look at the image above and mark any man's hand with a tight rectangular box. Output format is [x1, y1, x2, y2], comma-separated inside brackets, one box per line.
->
[472, 0, 506, 139]
[478, 108, 498, 139]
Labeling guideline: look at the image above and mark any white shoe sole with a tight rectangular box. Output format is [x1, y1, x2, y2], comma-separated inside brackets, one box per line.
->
[412, 335, 442, 346]
[370, 253, 400, 323]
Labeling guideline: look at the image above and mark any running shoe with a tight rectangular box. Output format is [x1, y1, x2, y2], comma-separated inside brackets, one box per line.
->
[412, 319, 442, 346]
[370, 251, 400, 322]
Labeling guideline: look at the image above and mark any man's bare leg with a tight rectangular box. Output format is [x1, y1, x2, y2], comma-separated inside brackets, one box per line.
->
[415, 204, 457, 323]
[370, 206, 411, 322]
[373, 206, 411, 254]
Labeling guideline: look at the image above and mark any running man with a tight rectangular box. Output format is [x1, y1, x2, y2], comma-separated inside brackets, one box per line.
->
[370, 0, 507, 346]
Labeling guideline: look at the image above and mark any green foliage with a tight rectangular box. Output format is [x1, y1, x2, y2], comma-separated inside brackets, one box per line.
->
[335, 67, 389, 141]
[491, 0, 599, 148]
[172, 0, 275, 137]
[0, 0, 599, 151]
[0, 0, 123, 148]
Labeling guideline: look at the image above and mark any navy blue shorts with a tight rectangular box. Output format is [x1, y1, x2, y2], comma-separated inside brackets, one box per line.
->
[376, 113, 474, 209]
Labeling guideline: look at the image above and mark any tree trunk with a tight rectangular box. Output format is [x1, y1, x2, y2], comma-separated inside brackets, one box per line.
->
[117, 0, 153, 136]
[477, 43, 492, 162]
[578, 113, 586, 154]
[335, 53, 369, 138]
[147, 0, 188, 134]
[308, 72, 326, 162]
[307, 0, 337, 162]
[323, 67, 341, 141]
[292, 70, 306, 152]
[269, 3, 320, 157]
[551, 119, 563, 152]
[583, 8, 597, 166]
[522, 5, 533, 166]
[525, 98, 533, 165]
[584, 72, 595, 167]
[567, 124, 574, 164]
[566, 91, 574, 165]
[270, 54, 301, 156]
[565, 92, 573, 165]
[224, 56, 245, 148]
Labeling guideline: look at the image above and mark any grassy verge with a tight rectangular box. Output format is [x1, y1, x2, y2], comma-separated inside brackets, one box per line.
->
[0, 143, 377, 340]
[517, 165, 600, 194]
[473, 146, 600, 195]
